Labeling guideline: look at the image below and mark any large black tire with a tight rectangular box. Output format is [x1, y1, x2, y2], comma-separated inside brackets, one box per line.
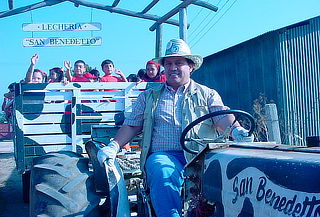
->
[29, 151, 101, 217]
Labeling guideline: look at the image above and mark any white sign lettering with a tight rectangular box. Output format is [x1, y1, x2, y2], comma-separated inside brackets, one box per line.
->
[22, 23, 102, 32]
[22, 37, 102, 47]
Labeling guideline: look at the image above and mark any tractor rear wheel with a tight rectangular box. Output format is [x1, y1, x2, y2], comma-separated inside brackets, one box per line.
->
[29, 151, 102, 217]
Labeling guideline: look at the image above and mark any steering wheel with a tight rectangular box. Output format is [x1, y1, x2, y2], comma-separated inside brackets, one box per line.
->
[180, 110, 256, 154]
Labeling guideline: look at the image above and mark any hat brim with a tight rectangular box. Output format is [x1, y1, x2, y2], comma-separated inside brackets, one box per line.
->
[153, 54, 203, 71]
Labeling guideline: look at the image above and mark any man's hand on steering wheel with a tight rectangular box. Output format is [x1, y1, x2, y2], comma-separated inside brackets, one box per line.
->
[231, 126, 254, 142]
[180, 110, 256, 154]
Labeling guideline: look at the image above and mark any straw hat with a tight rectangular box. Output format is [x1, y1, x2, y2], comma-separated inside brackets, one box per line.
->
[153, 38, 203, 70]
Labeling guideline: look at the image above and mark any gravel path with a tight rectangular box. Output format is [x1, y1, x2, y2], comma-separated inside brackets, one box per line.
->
[0, 140, 28, 217]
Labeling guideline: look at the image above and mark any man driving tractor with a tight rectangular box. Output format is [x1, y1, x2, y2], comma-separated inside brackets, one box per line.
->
[95, 38, 254, 217]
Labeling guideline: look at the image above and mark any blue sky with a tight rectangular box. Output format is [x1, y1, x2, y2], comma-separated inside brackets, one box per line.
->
[0, 0, 320, 101]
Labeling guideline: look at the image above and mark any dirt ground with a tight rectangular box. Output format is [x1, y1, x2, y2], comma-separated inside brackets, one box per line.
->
[0, 140, 28, 217]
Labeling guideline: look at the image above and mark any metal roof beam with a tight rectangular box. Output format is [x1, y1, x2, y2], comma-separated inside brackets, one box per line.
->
[180, 0, 218, 12]
[149, 0, 197, 31]
[141, 0, 159, 14]
[67, 0, 181, 27]
[0, 0, 63, 18]
[111, 0, 120, 7]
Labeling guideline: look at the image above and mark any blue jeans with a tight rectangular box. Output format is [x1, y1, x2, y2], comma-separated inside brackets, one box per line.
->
[145, 151, 187, 217]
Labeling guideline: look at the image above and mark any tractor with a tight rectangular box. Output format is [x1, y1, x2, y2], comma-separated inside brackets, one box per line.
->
[13, 82, 320, 217]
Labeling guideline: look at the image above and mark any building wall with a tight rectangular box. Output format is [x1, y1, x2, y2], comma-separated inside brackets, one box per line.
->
[192, 31, 280, 113]
[278, 17, 320, 146]
[192, 16, 320, 146]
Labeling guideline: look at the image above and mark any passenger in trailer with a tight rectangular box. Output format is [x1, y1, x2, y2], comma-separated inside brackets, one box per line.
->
[2, 83, 15, 122]
[64, 59, 91, 82]
[84, 69, 100, 82]
[24, 53, 47, 83]
[137, 68, 146, 81]
[99, 59, 128, 82]
[142, 60, 166, 82]
[48, 67, 65, 83]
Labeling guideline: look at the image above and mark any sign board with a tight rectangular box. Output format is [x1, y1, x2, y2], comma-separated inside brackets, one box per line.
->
[22, 37, 102, 47]
[22, 23, 102, 32]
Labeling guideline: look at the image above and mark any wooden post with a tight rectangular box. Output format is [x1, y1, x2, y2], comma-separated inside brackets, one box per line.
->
[265, 103, 281, 144]
[179, 7, 187, 41]
[155, 24, 162, 58]
[8, 0, 13, 10]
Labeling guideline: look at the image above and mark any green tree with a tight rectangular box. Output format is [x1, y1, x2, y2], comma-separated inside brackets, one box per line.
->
[0, 112, 7, 123]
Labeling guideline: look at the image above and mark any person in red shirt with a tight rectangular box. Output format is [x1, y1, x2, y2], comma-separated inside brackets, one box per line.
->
[99, 59, 127, 101]
[142, 60, 166, 82]
[64, 60, 90, 82]
[100, 59, 127, 82]
[84, 69, 100, 82]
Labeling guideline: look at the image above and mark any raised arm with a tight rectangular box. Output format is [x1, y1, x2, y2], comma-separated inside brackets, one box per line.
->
[25, 54, 39, 83]
[64, 60, 73, 81]
[115, 69, 128, 82]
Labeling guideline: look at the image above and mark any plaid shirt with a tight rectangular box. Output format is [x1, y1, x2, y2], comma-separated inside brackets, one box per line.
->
[124, 81, 227, 152]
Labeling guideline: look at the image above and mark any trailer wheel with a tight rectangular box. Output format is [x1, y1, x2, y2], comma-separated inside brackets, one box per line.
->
[29, 151, 102, 217]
